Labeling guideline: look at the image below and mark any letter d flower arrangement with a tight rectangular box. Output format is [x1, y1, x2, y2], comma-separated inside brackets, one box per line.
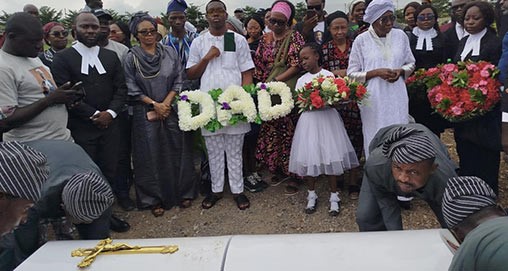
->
[295, 75, 367, 113]
[425, 61, 501, 122]
[255, 82, 295, 121]
[215, 85, 259, 127]
[177, 90, 216, 131]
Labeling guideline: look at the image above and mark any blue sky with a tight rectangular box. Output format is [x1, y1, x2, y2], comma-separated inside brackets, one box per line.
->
[3, 0, 416, 16]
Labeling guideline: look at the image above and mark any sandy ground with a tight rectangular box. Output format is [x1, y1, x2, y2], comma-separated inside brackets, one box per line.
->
[111, 130, 508, 239]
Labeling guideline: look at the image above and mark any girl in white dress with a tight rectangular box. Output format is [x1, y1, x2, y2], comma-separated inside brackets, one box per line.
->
[289, 43, 359, 216]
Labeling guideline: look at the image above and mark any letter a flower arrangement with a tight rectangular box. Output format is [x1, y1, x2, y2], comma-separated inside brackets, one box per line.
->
[176, 82, 295, 132]
[294, 75, 367, 113]
[421, 61, 501, 122]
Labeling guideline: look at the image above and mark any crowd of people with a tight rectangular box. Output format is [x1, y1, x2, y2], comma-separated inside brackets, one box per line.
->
[1, 0, 508, 269]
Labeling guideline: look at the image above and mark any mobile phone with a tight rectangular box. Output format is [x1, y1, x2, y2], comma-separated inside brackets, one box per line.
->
[146, 111, 158, 121]
[224, 32, 236, 52]
[306, 9, 317, 18]
[71, 81, 86, 103]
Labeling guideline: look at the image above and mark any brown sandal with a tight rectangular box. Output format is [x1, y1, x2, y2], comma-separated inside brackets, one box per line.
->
[151, 205, 165, 217]
[180, 199, 192, 208]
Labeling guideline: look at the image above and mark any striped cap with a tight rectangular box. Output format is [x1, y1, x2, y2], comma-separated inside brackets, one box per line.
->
[0, 141, 48, 201]
[382, 126, 436, 164]
[442, 176, 497, 228]
[62, 171, 114, 224]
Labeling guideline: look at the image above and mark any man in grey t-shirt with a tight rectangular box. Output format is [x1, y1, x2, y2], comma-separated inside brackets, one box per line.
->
[0, 12, 81, 142]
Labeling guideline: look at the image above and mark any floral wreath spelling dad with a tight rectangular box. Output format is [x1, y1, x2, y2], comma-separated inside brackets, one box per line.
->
[176, 82, 295, 132]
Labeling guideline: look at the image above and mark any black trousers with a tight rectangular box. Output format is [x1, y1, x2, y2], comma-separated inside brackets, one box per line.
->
[69, 119, 121, 197]
[455, 135, 500, 195]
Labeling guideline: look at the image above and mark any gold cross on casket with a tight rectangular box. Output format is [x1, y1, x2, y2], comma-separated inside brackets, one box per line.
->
[71, 238, 179, 268]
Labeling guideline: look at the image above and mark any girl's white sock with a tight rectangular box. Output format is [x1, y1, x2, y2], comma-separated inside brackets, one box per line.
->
[307, 190, 317, 208]
[329, 192, 340, 212]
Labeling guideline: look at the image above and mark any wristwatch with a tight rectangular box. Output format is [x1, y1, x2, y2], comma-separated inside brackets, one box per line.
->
[148, 101, 156, 109]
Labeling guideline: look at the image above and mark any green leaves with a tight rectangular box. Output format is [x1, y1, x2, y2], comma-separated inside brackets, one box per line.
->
[208, 88, 223, 101]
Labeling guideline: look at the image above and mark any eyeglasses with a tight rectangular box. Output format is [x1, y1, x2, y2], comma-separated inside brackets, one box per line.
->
[109, 30, 123, 35]
[417, 14, 435, 21]
[138, 29, 157, 36]
[50, 30, 69, 37]
[307, 4, 322, 11]
[269, 18, 287, 27]
[379, 15, 396, 25]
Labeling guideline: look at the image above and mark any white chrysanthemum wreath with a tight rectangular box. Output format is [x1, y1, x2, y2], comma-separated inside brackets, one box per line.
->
[177, 90, 216, 131]
[257, 82, 294, 121]
[216, 85, 258, 126]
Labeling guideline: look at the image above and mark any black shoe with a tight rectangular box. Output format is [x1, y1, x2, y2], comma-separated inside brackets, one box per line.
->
[110, 215, 130, 233]
[244, 175, 264, 193]
[118, 197, 135, 211]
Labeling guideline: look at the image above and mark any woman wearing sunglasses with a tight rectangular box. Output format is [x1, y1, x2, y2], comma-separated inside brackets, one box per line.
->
[347, 0, 415, 158]
[124, 12, 196, 217]
[407, 4, 448, 136]
[253, 0, 305, 195]
[38, 22, 68, 68]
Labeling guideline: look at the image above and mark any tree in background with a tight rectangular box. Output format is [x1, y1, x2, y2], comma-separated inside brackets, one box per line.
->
[243, 6, 258, 18]
[186, 3, 207, 31]
[0, 11, 11, 28]
[39, 6, 63, 25]
[60, 10, 79, 30]
[295, 2, 306, 22]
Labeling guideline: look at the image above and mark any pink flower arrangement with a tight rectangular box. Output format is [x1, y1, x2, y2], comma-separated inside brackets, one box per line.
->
[422, 61, 501, 122]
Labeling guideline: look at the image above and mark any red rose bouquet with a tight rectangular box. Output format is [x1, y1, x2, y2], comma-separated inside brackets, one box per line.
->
[295, 75, 368, 113]
[425, 61, 501, 122]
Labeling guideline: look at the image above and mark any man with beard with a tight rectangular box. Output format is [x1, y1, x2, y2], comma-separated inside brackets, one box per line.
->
[0, 12, 79, 142]
[93, 9, 128, 65]
[356, 123, 458, 231]
[51, 12, 129, 228]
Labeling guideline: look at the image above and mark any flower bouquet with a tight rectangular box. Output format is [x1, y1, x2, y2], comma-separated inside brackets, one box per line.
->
[294, 75, 367, 113]
[406, 68, 430, 102]
[425, 61, 501, 122]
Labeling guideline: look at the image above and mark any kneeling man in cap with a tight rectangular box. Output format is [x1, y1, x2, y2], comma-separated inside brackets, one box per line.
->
[1, 140, 120, 270]
[356, 123, 458, 231]
[442, 176, 508, 271]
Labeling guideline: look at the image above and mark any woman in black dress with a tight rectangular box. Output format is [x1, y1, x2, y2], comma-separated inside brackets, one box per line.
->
[453, 1, 502, 195]
[407, 4, 448, 135]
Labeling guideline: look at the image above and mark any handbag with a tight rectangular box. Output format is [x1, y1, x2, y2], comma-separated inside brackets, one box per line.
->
[266, 31, 299, 104]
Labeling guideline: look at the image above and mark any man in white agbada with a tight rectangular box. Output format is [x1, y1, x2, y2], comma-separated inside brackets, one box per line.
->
[347, 0, 415, 159]
[186, 0, 254, 210]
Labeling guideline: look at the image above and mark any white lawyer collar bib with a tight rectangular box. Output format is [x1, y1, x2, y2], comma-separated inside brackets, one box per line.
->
[72, 41, 106, 75]
[460, 28, 487, 61]
[412, 27, 437, 51]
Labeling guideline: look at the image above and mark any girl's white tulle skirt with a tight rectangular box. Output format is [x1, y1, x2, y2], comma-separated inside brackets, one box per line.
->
[289, 108, 359, 177]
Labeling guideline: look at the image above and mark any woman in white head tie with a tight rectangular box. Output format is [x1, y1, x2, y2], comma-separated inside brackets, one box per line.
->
[347, 0, 415, 159]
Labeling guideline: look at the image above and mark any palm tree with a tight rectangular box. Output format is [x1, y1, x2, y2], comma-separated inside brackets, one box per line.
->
[39, 6, 63, 25]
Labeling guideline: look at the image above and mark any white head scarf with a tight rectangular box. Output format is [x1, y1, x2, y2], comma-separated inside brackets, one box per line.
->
[363, 0, 395, 24]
